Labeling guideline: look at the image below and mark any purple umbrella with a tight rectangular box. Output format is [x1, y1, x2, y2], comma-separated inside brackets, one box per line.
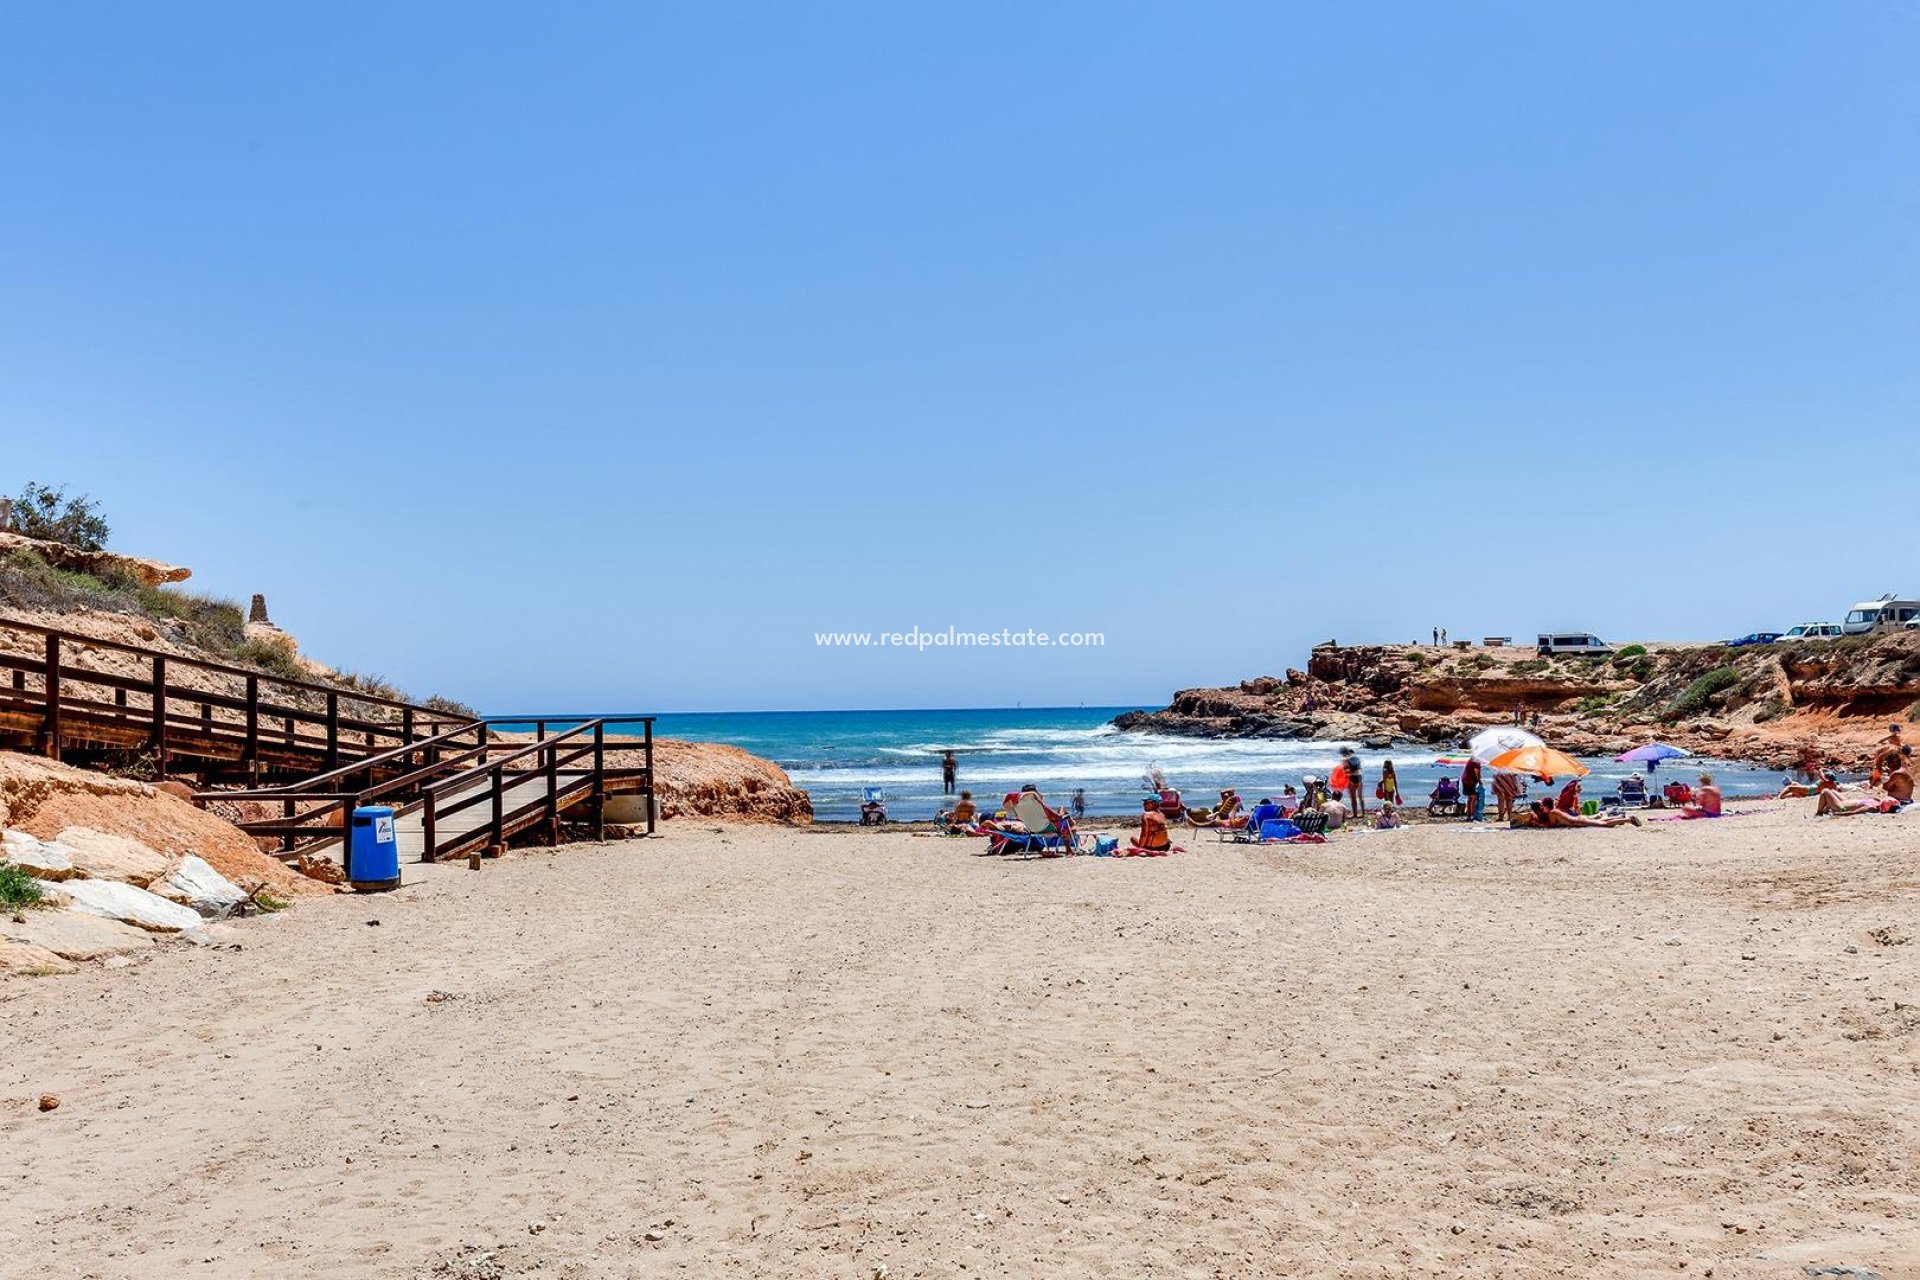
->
[1618, 742, 1689, 775]
[1617, 743, 1689, 763]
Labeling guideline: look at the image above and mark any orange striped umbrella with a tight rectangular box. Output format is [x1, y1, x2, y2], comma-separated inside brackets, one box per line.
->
[1488, 744, 1590, 779]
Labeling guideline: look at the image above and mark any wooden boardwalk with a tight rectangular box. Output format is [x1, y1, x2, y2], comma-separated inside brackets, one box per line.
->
[0, 614, 655, 867]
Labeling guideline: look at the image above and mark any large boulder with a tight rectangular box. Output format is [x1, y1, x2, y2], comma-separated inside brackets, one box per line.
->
[58, 879, 205, 933]
[0, 909, 156, 960]
[2, 830, 79, 881]
[52, 827, 171, 887]
[160, 855, 247, 917]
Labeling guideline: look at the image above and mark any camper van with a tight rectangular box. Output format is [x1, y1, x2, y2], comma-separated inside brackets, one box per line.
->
[1841, 596, 1920, 635]
[1536, 632, 1614, 657]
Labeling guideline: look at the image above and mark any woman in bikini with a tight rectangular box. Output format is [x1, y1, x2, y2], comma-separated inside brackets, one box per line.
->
[1125, 797, 1176, 855]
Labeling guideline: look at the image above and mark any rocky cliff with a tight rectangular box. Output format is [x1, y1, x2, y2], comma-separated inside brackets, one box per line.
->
[605, 739, 813, 824]
[1114, 635, 1920, 772]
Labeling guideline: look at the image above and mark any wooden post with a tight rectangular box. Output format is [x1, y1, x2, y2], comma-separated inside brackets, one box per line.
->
[326, 691, 340, 770]
[282, 798, 296, 854]
[42, 634, 60, 760]
[644, 718, 655, 835]
[244, 675, 259, 767]
[545, 740, 559, 835]
[150, 655, 168, 779]
[491, 765, 505, 847]
[592, 721, 606, 842]
[402, 706, 414, 746]
[422, 790, 437, 863]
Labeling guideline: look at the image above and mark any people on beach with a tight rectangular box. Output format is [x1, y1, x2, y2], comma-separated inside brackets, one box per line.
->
[941, 750, 957, 795]
[1492, 770, 1522, 822]
[1187, 789, 1243, 828]
[1886, 757, 1914, 807]
[1531, 799, 1640, 829]
[1316, 793, 1348, 829]
[1556, 778, 1583, 814]
[1377, 760, 1401, 806]
[1070, 787, 1088, 819]
[1815, 788, 1894, 817]
[1374, 800, 1400, 829]
[1679, 773, 1722, 819]
[938, 790, 977, 830]
[1339, 748, 1366, 815]
[1461, 757, 1485, 821]
[1127, 796, 1175, 855]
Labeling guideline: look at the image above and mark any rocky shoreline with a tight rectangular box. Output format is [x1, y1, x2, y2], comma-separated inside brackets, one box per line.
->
[1113, 636, 1920, 773]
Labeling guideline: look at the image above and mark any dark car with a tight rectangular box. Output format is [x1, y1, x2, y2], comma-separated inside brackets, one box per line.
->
[1725, 632, 1783, 647]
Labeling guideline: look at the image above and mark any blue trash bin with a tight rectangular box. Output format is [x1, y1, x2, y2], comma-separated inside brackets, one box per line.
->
[347, 805, 400, 890]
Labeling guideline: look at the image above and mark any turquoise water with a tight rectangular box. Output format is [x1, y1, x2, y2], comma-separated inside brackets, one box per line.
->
[572, 706, 1789, 823]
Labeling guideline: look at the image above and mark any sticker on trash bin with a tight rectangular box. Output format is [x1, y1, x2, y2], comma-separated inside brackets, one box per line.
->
[375, 815, 395, 842]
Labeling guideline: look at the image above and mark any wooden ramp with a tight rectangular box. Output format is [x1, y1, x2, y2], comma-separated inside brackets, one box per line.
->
[0, 614, 656, 865]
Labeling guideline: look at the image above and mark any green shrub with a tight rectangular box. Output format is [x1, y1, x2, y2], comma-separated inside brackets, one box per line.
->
[0, 547, 245, 652]
[1610, 644, 1647, 663]
[1574, 693, 1618, 716]
[1628, 657, 1654, 680]
[1509, 658, 1550, 675]
[10, 482, 110, 551]
[233, 637, 309, 682]
[1672, 666, 1741, 717]
[0, 863, 48, 910]
[423, 693, 479, 719]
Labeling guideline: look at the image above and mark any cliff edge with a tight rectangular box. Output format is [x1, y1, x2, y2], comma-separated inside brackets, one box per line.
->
[1114, 636, 1920, 772]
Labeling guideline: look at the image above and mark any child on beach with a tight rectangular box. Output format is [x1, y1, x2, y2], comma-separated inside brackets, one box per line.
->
[1376, 760, 1402, 806]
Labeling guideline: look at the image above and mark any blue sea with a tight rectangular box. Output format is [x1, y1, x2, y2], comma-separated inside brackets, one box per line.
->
[618, 706, 1788, 823]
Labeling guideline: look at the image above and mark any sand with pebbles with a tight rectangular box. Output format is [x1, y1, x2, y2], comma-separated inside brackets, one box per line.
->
[3, 802, 1917, 1278]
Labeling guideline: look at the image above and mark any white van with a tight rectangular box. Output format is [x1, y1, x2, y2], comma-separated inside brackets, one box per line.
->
[1841, 596, 1920, 635]
[1780, 622, 1844, 641]
[1536, 632, 1614, 657]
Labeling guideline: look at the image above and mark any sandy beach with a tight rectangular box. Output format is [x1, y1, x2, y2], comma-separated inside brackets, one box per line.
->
[4, 806, 1917, 1279]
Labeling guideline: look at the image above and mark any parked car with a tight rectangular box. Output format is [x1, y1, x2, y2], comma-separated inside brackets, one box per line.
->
[1536, 632, 1614, 657]
[1779, 622, 1844, 641]
[1842, 596, 1920, 635]
[1725, 632, 1783, 647]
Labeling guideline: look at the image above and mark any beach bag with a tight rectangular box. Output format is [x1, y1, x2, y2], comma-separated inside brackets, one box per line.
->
[1330, 765, 1349, 791]
[1091, 835, 1118, 857]
[1374, 783, 1386, 800]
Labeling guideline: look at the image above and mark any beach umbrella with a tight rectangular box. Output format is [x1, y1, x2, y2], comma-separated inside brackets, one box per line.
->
[1488, 744, 1590, 779]
[1616, 742, 1689, 764]
[1467, 727, 1543, 765]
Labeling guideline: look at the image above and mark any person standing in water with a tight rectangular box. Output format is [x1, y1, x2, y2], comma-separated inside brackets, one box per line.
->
[940, 750, 957, 795]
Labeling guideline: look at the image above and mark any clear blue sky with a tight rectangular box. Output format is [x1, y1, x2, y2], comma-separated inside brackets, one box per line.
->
[3, 2, 1914, 712]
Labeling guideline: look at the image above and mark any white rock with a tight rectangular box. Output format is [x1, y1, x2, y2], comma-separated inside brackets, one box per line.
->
[2, 830, 79, 881]
[55, 827, 171, 887]
[0, 910, 155, 960]
[164, 855, 247, 916]
[59, 879, 205, 933]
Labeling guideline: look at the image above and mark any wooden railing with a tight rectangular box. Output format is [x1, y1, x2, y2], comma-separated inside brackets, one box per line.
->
[0, 616, 471, 780]
[200, 716, 655, 863]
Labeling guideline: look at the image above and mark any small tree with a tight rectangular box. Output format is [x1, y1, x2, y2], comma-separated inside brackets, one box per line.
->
[10, 482, 110, 551]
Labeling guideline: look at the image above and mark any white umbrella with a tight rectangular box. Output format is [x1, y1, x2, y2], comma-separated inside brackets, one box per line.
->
[1467, 727, 1544, 765]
